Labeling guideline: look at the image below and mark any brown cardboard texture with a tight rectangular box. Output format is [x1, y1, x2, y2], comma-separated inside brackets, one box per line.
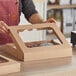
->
[0, 55, 20, 75]
[2, 23, 72, 62]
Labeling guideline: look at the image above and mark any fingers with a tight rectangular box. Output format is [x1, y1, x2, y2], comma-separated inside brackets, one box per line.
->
[0, 28, 6, 33]
[46, 18, 57, 24]
[0, 21, 9, 34]
[0, 21, 9, 29]
[50, 18, 56, 23]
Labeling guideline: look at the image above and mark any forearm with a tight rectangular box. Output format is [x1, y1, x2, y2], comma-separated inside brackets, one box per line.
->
[29, 13, 43, 24]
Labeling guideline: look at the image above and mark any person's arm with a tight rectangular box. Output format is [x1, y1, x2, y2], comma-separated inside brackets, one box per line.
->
[29, 13, 43, 24]
[29, 13, 56, 24]
[22, 0, 39, 23]
[22, 0, 56, 24]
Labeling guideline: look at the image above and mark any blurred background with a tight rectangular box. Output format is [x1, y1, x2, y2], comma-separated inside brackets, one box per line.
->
[19, 0, 76, 46]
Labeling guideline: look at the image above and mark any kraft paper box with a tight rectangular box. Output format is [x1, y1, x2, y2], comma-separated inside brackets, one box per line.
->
[1, 23, 72, 67]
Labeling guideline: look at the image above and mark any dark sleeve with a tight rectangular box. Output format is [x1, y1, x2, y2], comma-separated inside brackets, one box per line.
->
[22, 0, 38, 20]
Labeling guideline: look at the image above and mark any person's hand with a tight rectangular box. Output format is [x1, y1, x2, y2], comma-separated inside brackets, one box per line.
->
[44, 18, 56, 24]
[0, 21, 9, 34]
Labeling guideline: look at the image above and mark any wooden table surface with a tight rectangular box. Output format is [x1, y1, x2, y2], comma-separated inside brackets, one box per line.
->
[0, 47, 76, 76]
